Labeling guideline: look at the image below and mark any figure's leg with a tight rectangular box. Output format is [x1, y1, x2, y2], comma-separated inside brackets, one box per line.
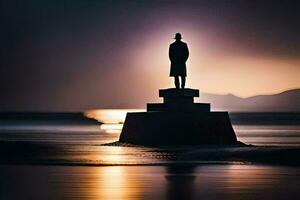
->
[174, 76, 180, 89]
[181, 76, 186, 89]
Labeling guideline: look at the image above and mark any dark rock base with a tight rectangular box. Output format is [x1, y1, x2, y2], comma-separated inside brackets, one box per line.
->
[119, 111, 238, 146]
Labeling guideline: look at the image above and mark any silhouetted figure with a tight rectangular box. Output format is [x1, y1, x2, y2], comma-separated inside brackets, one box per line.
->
[169, 33, 189, 89]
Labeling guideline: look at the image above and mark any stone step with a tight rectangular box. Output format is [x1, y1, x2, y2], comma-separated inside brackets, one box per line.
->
[159, 88, 199, 98]
[147, 103, 210, 112]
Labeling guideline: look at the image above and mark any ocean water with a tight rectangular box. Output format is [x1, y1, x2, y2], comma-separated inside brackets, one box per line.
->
[1, 110, 300, 147]
[0, 110, 300, 199]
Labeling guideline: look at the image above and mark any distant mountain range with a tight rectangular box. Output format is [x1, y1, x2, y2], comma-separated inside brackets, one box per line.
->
[200, 89, 300, 112]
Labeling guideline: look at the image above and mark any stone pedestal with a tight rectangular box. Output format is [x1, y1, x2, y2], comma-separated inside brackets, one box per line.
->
[119, 88, 238, 146]
[147, 88, 210, 112]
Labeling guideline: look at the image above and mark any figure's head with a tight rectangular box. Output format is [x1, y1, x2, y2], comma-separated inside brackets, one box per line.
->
[174, 33, 182, 40]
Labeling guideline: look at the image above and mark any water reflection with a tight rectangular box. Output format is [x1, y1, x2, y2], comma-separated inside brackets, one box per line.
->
[165, 165, 197, 200]
[100, 124, 123, 133]
[84, 109, 144, 135]
[99, 147, 126, 164]
[97, 167, 141, 200]
[54, 166, 166, 200]
[1, 165, 300, 200]
[84, 109, 144, 124]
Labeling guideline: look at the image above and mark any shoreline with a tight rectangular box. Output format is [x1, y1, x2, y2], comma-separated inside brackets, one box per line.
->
[1, 140, 300, 167]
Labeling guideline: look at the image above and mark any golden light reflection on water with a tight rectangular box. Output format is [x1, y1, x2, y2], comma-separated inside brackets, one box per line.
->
[84, 109, 144, 134]
[51, 165, 300, 200]
[5, 165, 298, 200]
[57, 166, 165, 200]
[84, 109, 145, 124]
[97, 167, 141, 200]
[82, 166, 165, 200]
[99, 147, 126, 164]
[100, 124, 123, 134]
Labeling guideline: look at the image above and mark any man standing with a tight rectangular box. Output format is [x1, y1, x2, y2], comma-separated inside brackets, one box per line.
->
[169, 33, 189, 89]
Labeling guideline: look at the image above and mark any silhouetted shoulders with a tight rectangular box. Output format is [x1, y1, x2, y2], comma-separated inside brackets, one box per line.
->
[170, 42, 176, 47]
[177, 41, 187, 46]
[170, 41, 188, 48]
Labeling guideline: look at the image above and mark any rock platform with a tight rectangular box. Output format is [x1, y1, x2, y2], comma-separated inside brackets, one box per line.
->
[119, 88, 238, 146]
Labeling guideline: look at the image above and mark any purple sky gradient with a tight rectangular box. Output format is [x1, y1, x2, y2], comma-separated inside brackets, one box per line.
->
[1, 0, 299, 111]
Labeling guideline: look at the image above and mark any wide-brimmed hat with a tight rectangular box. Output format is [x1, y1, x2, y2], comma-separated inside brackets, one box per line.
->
[174, 33, 182, 39]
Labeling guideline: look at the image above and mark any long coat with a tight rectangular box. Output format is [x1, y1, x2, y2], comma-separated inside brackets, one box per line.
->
[169, 41, 189, 77]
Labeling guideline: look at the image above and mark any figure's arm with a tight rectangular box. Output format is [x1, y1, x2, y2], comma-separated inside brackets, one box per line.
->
[185, 44, 189, 61]
[169, 45, 174, 62]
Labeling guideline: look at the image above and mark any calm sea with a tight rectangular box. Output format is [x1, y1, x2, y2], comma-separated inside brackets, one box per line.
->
[0, 109, 300, 200]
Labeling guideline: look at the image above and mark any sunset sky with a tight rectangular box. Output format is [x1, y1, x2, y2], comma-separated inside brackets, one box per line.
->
[1, 0, 299, 111]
